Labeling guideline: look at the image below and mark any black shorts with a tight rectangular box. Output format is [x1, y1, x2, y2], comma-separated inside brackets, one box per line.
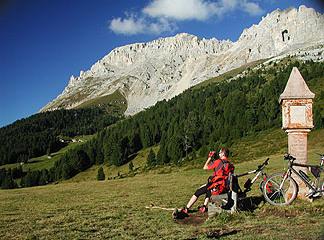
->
[194, 183, 212, 198]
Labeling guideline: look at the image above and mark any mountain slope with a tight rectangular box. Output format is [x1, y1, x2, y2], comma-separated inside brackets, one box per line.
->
[41, 6, 324, 115]
[2, 57, 323, 189]
[47, 59, 324, 181]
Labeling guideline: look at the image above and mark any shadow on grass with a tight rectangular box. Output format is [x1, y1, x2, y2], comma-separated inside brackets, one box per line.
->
[174, 195, 265, 230]
[206, 229, 239, 239]
[186, 229, 240, 240]
[174, 210, 207, 226]
[236, 195, 266, 212]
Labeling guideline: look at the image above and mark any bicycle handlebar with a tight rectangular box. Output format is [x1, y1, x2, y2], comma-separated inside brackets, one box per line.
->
[284, 153, 296, 161]
[284, 153, 324, 161]
[236, 158, 269, 177]
[316, 153, 324, 160]
[257, 158, 269, 170]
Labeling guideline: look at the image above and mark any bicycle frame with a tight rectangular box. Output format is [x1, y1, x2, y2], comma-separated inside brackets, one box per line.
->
[263, 154, 324, 206]
[235, 158, 269, 194]
[286, 159, 324, 195]
[215, 158, 270, 212]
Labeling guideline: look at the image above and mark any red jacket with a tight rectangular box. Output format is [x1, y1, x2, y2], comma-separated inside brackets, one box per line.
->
[208, 157, 234, 177]
[207, 157, 235, 195]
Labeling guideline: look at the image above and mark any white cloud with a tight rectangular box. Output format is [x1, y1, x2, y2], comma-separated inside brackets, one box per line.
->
[210, 0, 239, 18]
[143, 0, 263, 20]
[109, 16, 175, 35]
[110, 17, 145, 35]
[241, 1, 265, 16]
[109, 0, 264, 35]
[143, 0, 212, 20]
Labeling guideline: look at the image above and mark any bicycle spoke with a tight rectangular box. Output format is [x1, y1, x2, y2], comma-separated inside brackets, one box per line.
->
[268, 190, 279, 200]
[269, 179, 281, 188]
[263, 173, 297, 206]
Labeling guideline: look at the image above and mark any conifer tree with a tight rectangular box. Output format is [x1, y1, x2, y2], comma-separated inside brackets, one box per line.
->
[39, 169, 49, 185]
[128, 161, 134, 172]
[1, 172, 17, 189]
[314, 106, 323, 129]
[146, 148, 156, 167]
[97, 166, 105, 181]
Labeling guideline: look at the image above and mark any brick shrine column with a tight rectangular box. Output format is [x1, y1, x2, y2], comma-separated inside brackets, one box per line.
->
[286, 129, 310, 196]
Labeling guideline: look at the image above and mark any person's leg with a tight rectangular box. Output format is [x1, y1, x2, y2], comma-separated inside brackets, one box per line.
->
[186, 184, 208, 209]
[198, 189, 211, 212]
[203, 197, 209, 206]
[186, 195, 198, 209]
[205, 189, 211, 205]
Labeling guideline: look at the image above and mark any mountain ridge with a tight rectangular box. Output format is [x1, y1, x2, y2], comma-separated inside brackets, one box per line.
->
[41, 5, 324, 115]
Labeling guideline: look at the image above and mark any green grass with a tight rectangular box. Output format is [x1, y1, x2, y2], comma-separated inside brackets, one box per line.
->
[0, 129, 323, 239]
[230, 128, 287, 163]
[193, 59, 267, 90]
[76, 90, 127, 116]
[0, 156, 323, 239]
[69, 146, 160, 183]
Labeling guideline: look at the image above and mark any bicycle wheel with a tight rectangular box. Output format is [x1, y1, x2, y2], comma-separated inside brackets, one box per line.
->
[263, 172, 298, 206]
[318, 178, 324, 197]
[259, 180, 265, 194]
[259, 175, 269, 194]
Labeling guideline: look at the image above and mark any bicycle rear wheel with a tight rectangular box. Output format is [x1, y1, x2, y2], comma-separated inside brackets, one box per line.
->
[259, 180, 265, 194]
[317, 178, 324, 197]
[263, 173, 298, 206]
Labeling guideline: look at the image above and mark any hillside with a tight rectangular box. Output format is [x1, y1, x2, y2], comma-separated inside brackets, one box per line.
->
[2, 57, 323, 189]
[76, 90, 127, 115]
[1, 56, 323, 239]
[69, 127, 324, 183]
[0, 108, 120, 166]
[1, 120, 324, 239]
[92, 59, 324, 168]
[0, 150, 323, 239]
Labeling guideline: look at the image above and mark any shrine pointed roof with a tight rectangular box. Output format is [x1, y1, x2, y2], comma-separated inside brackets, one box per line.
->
[279, 67, 315, 103]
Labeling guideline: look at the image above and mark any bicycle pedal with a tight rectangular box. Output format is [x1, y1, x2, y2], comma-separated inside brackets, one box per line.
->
[305, 191, 318, 198]
[311, 192, 321, 198]
[305, 192, 313, 197]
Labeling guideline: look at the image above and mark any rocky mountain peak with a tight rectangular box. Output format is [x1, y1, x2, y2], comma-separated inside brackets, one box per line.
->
[41, 6, 324, 115]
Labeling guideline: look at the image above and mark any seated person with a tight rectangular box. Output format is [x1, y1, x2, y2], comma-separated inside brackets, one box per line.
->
[176, 147, 234, 216]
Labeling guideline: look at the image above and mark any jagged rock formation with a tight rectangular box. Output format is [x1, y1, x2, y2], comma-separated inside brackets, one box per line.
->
[41, 6, 324, 115]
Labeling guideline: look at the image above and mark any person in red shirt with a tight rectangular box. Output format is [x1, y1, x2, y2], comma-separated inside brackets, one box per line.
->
[178, 147, 234, 215]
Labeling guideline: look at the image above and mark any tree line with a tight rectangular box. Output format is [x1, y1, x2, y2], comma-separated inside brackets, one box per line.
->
[0, 108, 120, 166]
[1, 59, 323, 189]
[96, 60, 324, 166]
[0, 146, 95, 189]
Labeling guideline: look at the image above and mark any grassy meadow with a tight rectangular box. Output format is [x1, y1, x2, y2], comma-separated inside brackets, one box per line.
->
[1, 129, 324, 239]
[76, 90, 127, 116]
[0, 161, 323, 239]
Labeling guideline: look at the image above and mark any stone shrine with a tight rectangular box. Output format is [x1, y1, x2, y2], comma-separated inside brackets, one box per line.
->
[279, 67, 315, 197]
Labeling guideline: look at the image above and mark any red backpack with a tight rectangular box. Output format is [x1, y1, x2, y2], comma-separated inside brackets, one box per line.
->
[207, 159, 234, 195]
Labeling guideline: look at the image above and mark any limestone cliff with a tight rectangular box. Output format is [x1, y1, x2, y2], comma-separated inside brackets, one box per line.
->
[41, 6, 324, 115]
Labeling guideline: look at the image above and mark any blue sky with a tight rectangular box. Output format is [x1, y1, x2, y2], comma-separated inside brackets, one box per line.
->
[0, 0, 323, 128]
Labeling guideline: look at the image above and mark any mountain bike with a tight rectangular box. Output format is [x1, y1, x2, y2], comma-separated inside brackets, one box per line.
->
[263, 153, 324, 206]
[234, 158, 270, 197]
[219, 158, 270, 212]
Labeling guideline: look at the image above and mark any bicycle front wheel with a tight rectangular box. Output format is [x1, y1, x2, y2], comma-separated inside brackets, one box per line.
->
[263, 173, 298, 206]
